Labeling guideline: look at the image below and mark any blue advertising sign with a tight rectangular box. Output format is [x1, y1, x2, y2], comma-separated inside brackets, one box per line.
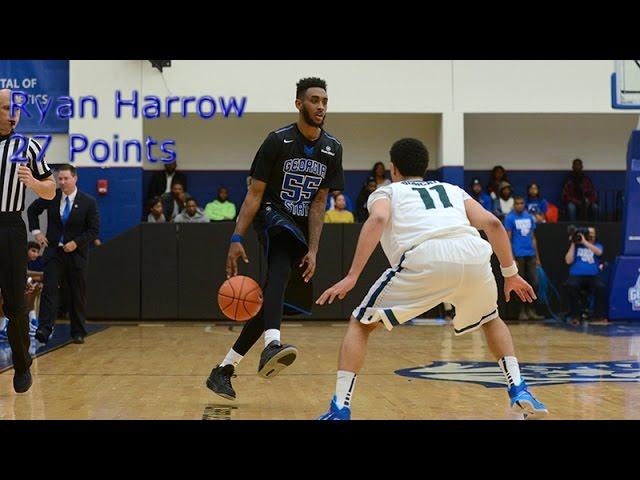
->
[0, 60, 69, 133]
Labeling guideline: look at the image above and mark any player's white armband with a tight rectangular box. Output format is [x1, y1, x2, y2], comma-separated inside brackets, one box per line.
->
[500, 262, 518, 278]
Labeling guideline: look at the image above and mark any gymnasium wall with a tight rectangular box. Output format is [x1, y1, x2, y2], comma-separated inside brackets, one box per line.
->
[142, 113, 441, 171]
[33, 60, 637, 242]
[465, 114, 634, 170]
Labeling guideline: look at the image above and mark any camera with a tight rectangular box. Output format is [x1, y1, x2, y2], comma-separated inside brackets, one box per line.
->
[567, 225, 590, 244]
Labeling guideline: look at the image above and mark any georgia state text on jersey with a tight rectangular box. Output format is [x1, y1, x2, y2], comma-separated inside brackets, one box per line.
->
[250, 123, 344, 222]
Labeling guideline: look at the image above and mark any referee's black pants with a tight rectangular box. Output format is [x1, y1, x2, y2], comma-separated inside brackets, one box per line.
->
[0, 213, 32, 374]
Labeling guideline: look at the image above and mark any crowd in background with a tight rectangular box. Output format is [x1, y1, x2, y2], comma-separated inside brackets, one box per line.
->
[468, 159, 599, 224]
[145, 163, 237, 224]
[142, 157, 601, 228]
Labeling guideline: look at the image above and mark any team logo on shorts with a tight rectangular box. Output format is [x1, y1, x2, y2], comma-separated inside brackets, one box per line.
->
[395, 360, 640, 387]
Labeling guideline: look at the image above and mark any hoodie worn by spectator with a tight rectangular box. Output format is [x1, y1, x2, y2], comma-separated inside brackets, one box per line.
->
[468, 178, 493, 211]
[174, 207, 209, 223]
[355, 176, 378, 222]
[493, 181, 514, 218]
[205, 200, 236, 221]
[562, 173, 597, 207]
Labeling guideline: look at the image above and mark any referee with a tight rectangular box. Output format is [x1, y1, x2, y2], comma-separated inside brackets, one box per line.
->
[0, 89, 55, 393]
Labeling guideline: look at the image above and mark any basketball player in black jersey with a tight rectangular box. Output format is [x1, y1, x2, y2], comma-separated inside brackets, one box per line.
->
[206, 78, 345, 400]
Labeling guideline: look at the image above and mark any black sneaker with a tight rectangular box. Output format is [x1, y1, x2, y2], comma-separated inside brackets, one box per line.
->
[258, 341, 298, 379]
[13, 369, 32, 393]
[35, 327, 51, 345]
[206, 364, 236, 400]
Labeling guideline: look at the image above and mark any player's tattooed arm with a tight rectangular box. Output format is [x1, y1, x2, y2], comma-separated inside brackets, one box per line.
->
[316, 197, 391, 305]
[226, 179, 267, 277]
[233, 178, 266, 237]
[301, 187, 329, 282]
[346, 198, 390, 279]
[464, 198, 536, 304]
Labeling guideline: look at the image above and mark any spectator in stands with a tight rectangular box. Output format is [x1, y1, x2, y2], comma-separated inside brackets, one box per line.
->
[324, 193, 354, 223]
[562, 158, 599, 221]
[493, 181, 514, 220]
[355, 176, 378, 222]
[0, 242, 43, 340]
[487, 165, 509, 200]
[205, 186, 237, 222]
[326, 190, 354, 212]
[26, 241, 43, 336]
[371, 161, 391, 187]
[564, 227, 607, 325]
[525, 183, 548, 223]
[27, 241, 44, 273]
[174, 198, 209, 223]
[147, 161, 188, 200]
[504, 196, 544, 320]
[161, 181, 191, 222]
[146, 196, 166, 223]
[469, 177, 492, 211]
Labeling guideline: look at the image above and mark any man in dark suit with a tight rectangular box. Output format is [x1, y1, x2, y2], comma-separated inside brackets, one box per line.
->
[27, 164, 100, 344]
[147, 161, 188, 200]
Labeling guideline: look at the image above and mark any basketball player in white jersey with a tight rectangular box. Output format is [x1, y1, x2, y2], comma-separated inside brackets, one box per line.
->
[316, 138, 548, 420]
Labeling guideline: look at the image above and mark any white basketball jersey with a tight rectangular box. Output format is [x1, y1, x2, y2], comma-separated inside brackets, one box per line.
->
[367, 180, 480, 265]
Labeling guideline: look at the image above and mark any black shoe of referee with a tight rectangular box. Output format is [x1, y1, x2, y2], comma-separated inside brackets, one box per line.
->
[258, 341, 298, 379]
[35, 326, 51, 345]
[13, 369, 32, 393]
[206, 364, 236, 400]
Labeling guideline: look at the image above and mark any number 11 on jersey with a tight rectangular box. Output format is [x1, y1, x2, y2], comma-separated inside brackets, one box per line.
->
[412, 185, 453, 210]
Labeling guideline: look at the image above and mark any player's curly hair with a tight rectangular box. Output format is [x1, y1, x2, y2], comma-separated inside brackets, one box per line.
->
[296, 77, 327, 99]
[389, 138, 429, 177]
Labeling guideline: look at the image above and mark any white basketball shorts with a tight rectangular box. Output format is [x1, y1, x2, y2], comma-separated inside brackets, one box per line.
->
[353, 235, 499, 335]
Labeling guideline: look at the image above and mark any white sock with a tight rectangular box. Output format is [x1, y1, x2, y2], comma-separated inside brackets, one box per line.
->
[499, 356, 522, 388]
[28, 310, 36, 321]
[220, 348, 243, 367]
[264, 329, 280, 347]
[335, 370, 357, 409]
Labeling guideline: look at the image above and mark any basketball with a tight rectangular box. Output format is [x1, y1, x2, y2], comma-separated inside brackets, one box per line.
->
[218, 275, 263, 321]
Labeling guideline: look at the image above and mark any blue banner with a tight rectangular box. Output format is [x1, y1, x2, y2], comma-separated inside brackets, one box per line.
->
[622, 130, 640, 256]
[609, 129, 640, 320]
[609, 257, 640, 319]
[0, 60, 69, 133]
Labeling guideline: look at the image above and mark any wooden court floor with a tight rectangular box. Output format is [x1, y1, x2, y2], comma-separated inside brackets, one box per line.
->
[1, 320, 639, 420]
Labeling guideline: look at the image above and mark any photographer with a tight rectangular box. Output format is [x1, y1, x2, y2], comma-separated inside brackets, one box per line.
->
[564, 226, 607, 324]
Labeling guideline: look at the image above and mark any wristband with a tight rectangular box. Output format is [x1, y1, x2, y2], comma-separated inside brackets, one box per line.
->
[230, 233, 243, 244]
[500, 262, 518, 278]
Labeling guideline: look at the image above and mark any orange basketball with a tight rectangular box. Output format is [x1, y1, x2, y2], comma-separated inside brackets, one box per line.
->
[218, 275, 263, 321]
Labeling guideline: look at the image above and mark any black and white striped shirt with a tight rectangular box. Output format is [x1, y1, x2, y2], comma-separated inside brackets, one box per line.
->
[0, 132, 52, 212]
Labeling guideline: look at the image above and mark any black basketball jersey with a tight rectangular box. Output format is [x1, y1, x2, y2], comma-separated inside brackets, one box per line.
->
[250, 123, 344, 224]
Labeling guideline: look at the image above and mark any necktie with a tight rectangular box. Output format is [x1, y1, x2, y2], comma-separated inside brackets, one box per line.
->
[60, 196, 71, 244]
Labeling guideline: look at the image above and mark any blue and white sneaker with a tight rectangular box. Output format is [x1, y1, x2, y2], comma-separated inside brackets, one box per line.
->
[28, 317, 39, 337]
[0, 317, 8, 342]
[508, 380, 548, 419]
[316, 395, 351, 420]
